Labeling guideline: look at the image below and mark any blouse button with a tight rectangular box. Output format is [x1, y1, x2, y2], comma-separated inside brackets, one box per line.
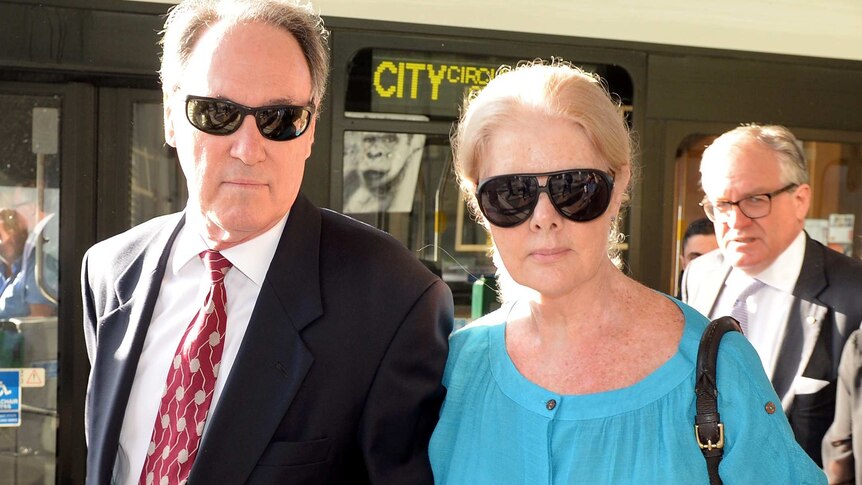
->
[546, 399, 557, 411]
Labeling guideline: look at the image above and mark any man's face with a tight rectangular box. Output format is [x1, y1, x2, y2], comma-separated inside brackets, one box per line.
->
[700, 139, 810, 275]
[164, 20, 316, 248]
[0, 223, 17, 263]
[680, 234, 718, 269]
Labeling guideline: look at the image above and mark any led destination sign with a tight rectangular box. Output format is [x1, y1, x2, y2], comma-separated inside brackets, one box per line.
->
[370, 50, 510, 118]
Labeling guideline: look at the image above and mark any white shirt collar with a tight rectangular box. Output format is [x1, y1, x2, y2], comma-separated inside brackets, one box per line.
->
[172, 207, 288, 287]
[726, 230, 806, 293]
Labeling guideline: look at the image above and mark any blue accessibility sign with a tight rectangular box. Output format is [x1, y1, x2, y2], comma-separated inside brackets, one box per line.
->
[0, 369, 21, 427]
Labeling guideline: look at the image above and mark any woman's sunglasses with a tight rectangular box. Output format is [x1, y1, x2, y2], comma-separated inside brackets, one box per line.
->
[476, 168, 615, 228]
[185, 95, 314, 141]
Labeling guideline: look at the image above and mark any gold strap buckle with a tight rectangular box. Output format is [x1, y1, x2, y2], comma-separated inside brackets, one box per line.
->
[694, 423, 725, 451]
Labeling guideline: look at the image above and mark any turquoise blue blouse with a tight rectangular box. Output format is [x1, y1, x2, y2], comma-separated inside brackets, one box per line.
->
[429, 298, 825, 484]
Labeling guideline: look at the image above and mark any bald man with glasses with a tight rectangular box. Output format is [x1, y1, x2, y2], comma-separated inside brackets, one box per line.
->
[682, 124, 862, 467]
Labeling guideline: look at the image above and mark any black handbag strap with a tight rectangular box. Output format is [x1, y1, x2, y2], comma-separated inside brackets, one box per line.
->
[694, 316, 742, 485]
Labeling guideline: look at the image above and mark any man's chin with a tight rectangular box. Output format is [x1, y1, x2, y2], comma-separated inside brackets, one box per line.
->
[203, 212, 283, 248]
[726, 251, 767, 275]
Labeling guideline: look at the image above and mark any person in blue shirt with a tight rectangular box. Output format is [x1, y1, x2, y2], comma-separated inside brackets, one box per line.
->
[0, 208, 57, 319]
[0, 209, 27, 293]
[428, 60, 825, 484]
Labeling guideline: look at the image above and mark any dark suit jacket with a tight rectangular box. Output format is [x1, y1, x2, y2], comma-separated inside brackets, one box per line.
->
[682, 233, 862, 466]
[81, 194, 454, 484]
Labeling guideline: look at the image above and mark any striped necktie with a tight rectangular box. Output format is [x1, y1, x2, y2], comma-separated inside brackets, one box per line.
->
[730, 279, 764, 336]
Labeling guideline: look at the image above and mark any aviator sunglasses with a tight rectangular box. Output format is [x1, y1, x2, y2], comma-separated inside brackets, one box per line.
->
[477, 168, 615, 228]
[185, 95, 314, 141]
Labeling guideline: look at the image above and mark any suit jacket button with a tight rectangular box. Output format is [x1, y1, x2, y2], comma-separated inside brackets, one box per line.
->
[546, 399, 557, 411]
[764, 401, 776, 414]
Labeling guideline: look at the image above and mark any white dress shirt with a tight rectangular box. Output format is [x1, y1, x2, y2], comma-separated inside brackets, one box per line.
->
[712, 231, 807, 379]
[112, 208, 287, 485]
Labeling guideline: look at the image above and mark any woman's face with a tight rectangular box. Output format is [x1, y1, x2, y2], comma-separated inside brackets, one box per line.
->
[480, 111, 625, 300]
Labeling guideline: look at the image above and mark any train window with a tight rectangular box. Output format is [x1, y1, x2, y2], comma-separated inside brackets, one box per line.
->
[672, 134, 862, 294]
[341, 125, 495, 317]
[0, 95, 61, 484]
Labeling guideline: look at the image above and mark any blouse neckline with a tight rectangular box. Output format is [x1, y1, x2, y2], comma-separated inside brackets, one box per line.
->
[488, 298, 701, 420]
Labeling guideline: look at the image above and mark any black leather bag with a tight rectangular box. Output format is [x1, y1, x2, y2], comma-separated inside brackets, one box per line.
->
[694, 316, 742, 485]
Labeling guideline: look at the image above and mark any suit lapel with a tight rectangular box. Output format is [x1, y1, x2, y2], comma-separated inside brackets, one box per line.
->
[88, 214, 184, 483]
[694, 256, 730, 318]
[771, 235, 829, 404]
[190, 195, 324, 484]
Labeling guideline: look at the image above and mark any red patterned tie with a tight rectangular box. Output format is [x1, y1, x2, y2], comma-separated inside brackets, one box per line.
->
[140, 250, 232, 485]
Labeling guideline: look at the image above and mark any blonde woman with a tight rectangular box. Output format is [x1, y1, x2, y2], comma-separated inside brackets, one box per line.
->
[428, 61, 824, 484]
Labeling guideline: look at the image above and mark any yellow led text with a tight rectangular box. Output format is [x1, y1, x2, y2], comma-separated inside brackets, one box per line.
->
[373, 61, 496, 101]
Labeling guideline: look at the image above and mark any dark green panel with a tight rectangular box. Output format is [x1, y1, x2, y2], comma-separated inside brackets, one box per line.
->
[0, 3, 163, 76]
[646, 54, 862, 131]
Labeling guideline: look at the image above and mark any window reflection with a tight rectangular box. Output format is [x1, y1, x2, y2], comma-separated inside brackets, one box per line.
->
[0, 94, 61, 485]
[131, 102, 184, 227]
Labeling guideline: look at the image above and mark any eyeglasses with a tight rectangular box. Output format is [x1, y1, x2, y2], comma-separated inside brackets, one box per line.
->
[185, 95, 314, 141]
[476, 169, 615, 228]
[700, 183, 797, 223]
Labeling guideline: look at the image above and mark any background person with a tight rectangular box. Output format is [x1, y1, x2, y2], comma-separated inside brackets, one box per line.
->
[0, 207, 56, 318]
[680, 217, 718, 270]
[81, 1, 453, 484]
[682, 124, 862, 465]
[0, 208, 27, 290]
[429, 61, 823, 483]
[676, 217, 718, 298]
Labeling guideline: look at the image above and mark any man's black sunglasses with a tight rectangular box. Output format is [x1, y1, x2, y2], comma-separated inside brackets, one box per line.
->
[185, 95, 314, 141]
[476, 168, 615, 228]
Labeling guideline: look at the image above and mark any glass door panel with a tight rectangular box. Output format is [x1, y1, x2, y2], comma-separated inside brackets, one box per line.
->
[98, 89, 184, 239]
[0, 94, 62, 485]
[130, 101, 184, 227]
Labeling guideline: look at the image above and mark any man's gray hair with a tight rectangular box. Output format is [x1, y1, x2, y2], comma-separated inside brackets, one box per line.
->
[160, 0, 330, 108]
[703, 124, 809, 186]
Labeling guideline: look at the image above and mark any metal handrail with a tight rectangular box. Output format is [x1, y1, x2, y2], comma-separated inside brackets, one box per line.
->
[34, 153, 57, 305]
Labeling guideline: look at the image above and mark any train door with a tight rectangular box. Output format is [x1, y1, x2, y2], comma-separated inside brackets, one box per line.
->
[0, 82, 96, 484]
[0, 82, 176, 484]
[667, 121, 862, 297]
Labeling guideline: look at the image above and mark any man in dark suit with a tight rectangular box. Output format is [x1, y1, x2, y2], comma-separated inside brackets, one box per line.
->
[682, 124, 862, 466]
[81, 1, 453, 484]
